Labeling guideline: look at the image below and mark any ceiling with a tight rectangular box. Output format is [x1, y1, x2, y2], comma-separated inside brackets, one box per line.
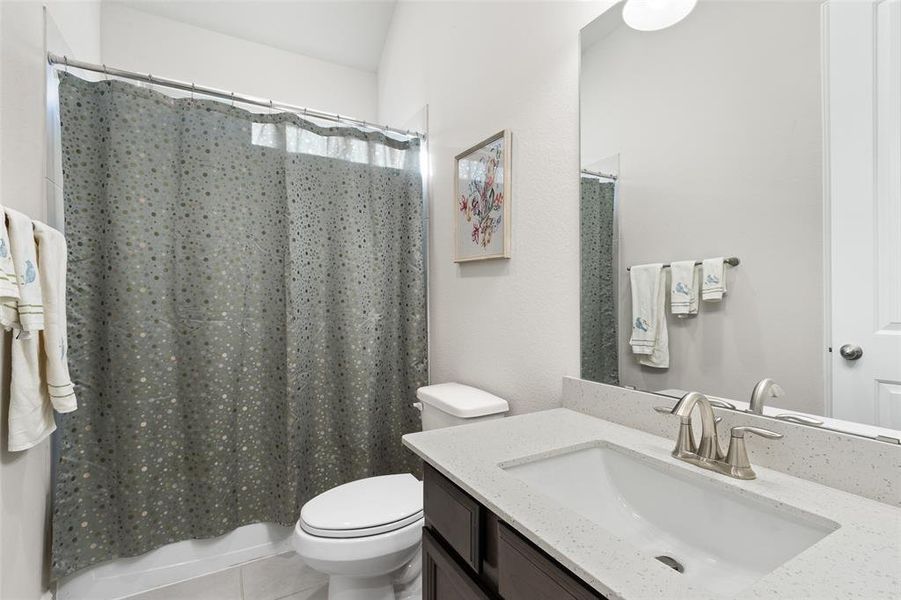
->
[117, 1, 398, 72]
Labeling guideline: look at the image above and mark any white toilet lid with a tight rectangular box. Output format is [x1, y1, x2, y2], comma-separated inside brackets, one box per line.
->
[300, 474, 423, 539]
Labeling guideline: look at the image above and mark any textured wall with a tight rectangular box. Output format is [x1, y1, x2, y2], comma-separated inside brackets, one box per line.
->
[377, 1, 615, 415]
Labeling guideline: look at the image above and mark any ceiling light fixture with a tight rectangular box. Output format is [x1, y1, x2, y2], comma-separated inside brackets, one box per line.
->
[622, 0, 698, 32]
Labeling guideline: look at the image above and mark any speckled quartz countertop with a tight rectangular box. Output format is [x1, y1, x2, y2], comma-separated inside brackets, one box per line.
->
[402, 408, 901, 600]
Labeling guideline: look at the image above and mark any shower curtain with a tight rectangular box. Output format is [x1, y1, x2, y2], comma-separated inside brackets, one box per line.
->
[51, 73, 427, 577]
[580, 177, 618, 385]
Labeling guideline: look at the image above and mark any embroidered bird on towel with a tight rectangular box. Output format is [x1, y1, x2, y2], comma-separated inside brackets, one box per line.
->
[24, 260, 36, 284]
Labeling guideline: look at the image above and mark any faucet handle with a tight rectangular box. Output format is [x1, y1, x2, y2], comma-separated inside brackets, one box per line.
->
[773, 413, 823, 426]
[724, 426, 783, 480]
[655, 406, 725, 424]
[731, 426, 784, 440]
[708, 398, 737, 410]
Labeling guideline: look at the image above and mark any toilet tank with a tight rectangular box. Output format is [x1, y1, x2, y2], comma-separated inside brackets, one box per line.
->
[416, 383, 509, 431]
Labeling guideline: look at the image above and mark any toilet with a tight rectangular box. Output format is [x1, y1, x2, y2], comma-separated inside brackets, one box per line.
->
[292, 383, 509, 600]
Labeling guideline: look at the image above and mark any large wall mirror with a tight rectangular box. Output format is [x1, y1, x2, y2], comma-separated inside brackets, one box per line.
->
[580, 0, 900, 441]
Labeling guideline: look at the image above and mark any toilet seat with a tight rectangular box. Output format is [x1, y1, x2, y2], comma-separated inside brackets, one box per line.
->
[300, 474, 423, 539]
[301, 510, 424, 539]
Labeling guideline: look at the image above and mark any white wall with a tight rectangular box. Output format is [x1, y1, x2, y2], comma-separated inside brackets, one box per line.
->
[581, 1, 825, 414]
[378, 1, 614, 414]
[101, 4, 378, 122]
[0, 4, 102, 598]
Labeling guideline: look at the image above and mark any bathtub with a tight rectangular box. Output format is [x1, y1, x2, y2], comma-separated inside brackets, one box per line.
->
[57, 522, 293, 600]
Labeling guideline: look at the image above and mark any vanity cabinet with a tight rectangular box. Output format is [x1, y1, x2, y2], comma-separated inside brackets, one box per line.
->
[423, 528, 491, 600]
[422, 464, 605, 600]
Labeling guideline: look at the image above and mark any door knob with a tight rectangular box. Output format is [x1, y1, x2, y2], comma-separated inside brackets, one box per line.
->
[839, 344, 863, 361]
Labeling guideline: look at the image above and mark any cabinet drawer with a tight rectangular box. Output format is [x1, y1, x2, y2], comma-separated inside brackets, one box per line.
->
[423, 463, 482, 573]
[423, 527, 492, 600]
[498, 522, 604, 600]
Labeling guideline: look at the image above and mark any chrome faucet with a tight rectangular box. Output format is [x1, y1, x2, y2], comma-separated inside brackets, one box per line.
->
[656, 391, 784, 480]
[749, 378, 824, 426]
[749, 378, 784, 414]
[669, 391, 722, 461]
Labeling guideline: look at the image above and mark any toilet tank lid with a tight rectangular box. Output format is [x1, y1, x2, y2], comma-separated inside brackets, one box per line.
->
[416, 383, 509, 418]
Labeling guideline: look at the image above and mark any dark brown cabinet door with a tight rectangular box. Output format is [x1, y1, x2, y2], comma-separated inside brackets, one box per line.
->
[421, 460, 605, 600]
[498, 523, 604, 600]
[423, 463, 482, 573]
[423, 527, 492, 600]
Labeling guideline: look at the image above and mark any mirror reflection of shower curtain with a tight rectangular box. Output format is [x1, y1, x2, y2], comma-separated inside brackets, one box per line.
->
[51, 73, 427, 578]
[580, 177, 618, 385]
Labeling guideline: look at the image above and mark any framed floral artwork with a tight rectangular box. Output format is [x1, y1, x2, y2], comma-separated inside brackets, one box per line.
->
[454, 129, 512, 262]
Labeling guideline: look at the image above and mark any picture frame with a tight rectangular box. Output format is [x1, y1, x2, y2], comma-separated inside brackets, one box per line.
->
[454, 129, 512, 262]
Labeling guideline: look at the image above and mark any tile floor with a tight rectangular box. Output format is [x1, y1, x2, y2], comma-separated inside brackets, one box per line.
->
[125, 552, 328, 600]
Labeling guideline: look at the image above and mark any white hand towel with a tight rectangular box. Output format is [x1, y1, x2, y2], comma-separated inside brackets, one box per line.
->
[702, 257, 727, 301]
[5, 208, 44, 332]
[670, 260, 699, 318]
[629, 263, 669, 368]
[34, 222, 77, 413]
[0, 207, 21, 329]
[8, 333, 55, 451]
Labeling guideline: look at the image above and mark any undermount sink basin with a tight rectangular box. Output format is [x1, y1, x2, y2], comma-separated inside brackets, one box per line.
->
[501, 443, 838, 596]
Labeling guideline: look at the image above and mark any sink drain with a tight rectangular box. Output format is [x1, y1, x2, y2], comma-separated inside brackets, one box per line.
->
[655, 555, 685, 574]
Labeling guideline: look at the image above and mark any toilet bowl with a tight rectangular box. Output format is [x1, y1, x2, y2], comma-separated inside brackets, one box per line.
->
[292, 474, 423, 600]
[292, 519, 422, 600]
[292, 383, 508, 600]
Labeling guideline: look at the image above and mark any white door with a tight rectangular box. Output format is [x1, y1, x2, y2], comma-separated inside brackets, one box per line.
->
[828, 0, 901, 428]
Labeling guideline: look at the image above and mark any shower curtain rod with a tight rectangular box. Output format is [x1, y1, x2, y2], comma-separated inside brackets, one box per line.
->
[47, 53, 427, 140]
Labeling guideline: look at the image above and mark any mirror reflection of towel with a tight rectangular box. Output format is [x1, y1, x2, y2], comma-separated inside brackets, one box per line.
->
[702, 257, 727, 301]
[671, 260, 699, 318]
[629, 263, 669, 368]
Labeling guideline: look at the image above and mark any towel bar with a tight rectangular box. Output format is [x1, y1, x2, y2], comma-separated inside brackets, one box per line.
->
[626, 257, 740, 271]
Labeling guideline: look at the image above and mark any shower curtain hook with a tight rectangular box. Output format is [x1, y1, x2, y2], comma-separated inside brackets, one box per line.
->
[191, 82, 196, 101]
[102, 64, 109, 81]
[147, 73, 154, 92]
[269, 100, 273, 115]
[63, 55, 69, 73]
[230, 92, 235, 107]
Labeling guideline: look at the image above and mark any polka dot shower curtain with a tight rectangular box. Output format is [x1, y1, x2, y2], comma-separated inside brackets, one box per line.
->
[51, 73, 427, 578]
[580, 177, 618, 385]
